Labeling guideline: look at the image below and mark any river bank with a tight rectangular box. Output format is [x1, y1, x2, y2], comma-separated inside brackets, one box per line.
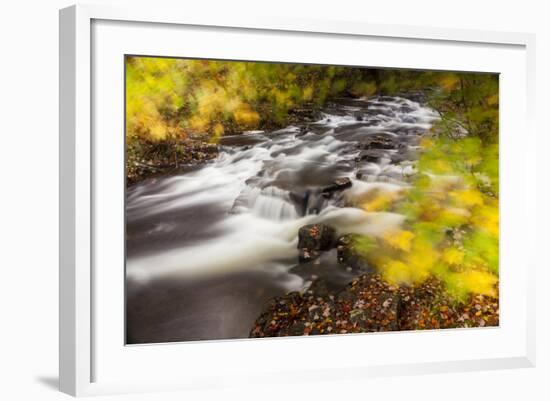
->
[250, 273, 499, 337]
[125, 103, 323, 185]
[126, 139, 219, 185]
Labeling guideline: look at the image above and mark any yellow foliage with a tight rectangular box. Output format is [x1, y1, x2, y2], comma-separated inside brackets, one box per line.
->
[196, 85, 227, 119]
[487, 94, 499, 106]
[451, 189, 484, 207]
[433, 160, 452, 173]
[351, 81, 378, 97]
[419, 137, 435, 149]
[442, 247, 465, 266]
[126, 56, 346, 142]
[439, 75, 460, 91]
[470, 201, 499, 236]
[418, 199, 443, 221]
[189, 115, 210, 132]
[383, 259, 412, 284]
[446, 270, 498, 299]
[150, 122, 169, 141]
[211, 123, 225, 142]
[383, 230, 415, 252]
[302, 86, 314, 101]
[361, 191, 400, 212]
[356, 133, 499, 300]
[406, 238, 439, 279]
[233, 104, 260, 128]
[436, 207, 470, 227]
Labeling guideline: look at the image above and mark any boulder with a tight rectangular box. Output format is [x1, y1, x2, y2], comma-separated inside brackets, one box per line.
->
[298, 248, 321, 263]
[360, 134, 397, 150]
[307, 279, 331, 297]
[347, 293, 400, 331]
[296, 124, 310, 137]
[321, 177, 352, 198]
[290, 189, 326, 216]
[370, 292, 401, 331]
[355, 149, 387, 163]
[399, 105, 415, 113]
[336, 235, 372, 272]
[297, 224, 336, 252]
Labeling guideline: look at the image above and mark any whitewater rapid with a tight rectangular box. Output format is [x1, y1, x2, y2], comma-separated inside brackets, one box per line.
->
[125, 96, 439, 343]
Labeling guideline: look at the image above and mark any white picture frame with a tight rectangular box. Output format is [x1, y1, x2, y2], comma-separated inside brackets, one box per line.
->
[59, 3, 536, 397]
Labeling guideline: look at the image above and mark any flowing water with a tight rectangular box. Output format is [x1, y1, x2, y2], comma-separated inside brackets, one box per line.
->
[126, 96, 439, 344]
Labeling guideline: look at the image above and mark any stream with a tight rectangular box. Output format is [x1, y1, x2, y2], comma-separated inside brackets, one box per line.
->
[125, 95, 439, 344]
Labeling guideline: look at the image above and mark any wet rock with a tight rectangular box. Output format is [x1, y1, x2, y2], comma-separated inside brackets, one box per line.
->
[356, 149, 388, 163]
[321, 177, 352, 198]
[218, 134, 264, 147]
[285, 291, 303, 304]
[401, 115, 417, 123]
[298, 224, 336, 254]
[336, 235, 372, 272]
[289, 190, 309, 216]
[288, 105, 320, 123]
[290, 189, 327, 216]
[198, 143, 218, 154]
[299, 248, 321, 263]
[307, 279, 331, 297]
[347, 292, 400, 331]
[404, 92, 426, 103]
[399, 105, 415, 114]
[333, 122, 370, 135]
[306, 124, 332, 135]
[389, 153, 409, 163]
[355, 170, 383, 181]
[360, 133, 397, 150]
[296, 124, 311, 137]
[353, 111, 364, 121]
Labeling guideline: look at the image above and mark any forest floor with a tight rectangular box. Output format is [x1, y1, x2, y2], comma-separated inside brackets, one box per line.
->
[250, 273, 499, 337]
[126, 138, 219, 185]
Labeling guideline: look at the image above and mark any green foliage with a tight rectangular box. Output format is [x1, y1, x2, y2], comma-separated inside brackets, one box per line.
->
[355, 136, 499, 300]
[427, 73, 499, 145]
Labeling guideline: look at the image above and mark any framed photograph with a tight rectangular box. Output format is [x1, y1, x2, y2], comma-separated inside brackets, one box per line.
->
[59, 4, 536, 396]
